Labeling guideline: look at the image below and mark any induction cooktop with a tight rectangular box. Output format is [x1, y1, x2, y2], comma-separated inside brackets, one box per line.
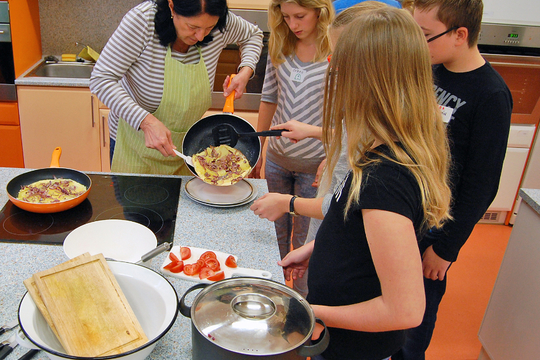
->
[0, 174, 182, 245]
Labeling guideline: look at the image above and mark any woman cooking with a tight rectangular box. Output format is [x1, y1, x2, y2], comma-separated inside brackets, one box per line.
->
[90, 0, 263, 175]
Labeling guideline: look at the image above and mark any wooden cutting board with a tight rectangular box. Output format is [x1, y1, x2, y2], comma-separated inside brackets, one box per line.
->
[23, 253, 93, 347]
[31, 253, 148, 357]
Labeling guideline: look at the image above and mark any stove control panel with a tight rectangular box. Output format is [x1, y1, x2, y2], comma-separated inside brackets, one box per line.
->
[479, 23, 540, 49]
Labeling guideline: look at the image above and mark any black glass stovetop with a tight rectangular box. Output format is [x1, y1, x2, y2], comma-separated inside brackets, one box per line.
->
[0, 174, 182, 245]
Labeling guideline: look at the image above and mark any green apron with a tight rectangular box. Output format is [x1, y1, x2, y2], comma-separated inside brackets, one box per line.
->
[112, 46, 212, 175]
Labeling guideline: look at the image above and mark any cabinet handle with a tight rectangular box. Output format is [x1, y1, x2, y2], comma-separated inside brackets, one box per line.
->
[91, 96, 95, 128]
[102, 115, 107, 147]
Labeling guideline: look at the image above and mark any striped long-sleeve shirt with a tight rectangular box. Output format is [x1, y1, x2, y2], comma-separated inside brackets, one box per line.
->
[89, 1, 263, 140]
[261, 55, 327, 173]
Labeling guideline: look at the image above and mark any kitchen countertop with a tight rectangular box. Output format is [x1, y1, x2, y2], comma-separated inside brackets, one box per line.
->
[519, 188, 540, 215]
[15, 58, 91, 88]
[0, 167, 283, 360]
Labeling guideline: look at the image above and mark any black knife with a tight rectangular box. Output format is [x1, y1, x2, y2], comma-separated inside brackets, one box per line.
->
[18, 349, 39, 360]
[0, 334, 17, 360]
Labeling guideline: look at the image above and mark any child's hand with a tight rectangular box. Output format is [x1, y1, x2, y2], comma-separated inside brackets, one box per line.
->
[250, 193, 290, 221]
[278, 242, 314, 281]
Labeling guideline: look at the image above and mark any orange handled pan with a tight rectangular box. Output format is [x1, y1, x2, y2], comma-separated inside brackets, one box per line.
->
[6, 147, 92, 213]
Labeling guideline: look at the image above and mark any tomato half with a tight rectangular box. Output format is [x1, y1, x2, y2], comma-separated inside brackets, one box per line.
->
[184, 263, 201, 276]
[169, 252, 180, 263]
[180, 247, 191, 260]
[168, 261, 184, 273]
[163, 261, 179, 271]
[225, 255, 237, 268]
[200, 251, 217, 261]
[205, 258, 221, 271]
[199, 267, 215, 280]
[207, 271, 225, 281]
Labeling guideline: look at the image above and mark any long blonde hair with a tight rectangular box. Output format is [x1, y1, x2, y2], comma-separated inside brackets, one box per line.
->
[268, 0, 334, 65]
[322, 7, 452, 230]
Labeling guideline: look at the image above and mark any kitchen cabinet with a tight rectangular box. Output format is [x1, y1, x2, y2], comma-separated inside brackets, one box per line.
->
[0, 101, 24, 167]
[17, 86, 110, 171]
[478, 189, 540, 360]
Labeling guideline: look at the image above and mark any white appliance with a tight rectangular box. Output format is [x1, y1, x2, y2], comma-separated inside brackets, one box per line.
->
[480, 124, 536, 223]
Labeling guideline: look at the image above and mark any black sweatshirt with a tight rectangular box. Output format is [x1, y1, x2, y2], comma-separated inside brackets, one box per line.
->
[423, 62, 513, 262]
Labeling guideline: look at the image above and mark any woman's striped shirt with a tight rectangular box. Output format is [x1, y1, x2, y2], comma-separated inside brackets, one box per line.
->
[89, 1, 263, 140]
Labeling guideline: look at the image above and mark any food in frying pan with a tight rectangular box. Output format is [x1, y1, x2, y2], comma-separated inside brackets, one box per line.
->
[17, 178, 87, 203]
[193, 144, 251, 186]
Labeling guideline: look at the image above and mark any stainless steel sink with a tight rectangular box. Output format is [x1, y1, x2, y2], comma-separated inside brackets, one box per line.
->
[27, 62, 94, 78]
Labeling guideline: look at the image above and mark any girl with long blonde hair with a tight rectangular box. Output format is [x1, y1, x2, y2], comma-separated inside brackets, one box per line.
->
[278, 7, 452, 360]
[252, 0, 334, 297]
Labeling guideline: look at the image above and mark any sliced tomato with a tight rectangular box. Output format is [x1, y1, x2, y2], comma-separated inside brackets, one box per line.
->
[163, 260, 180, 271]
[200, 251, 217, 261]
[184, 263, 201, 276]
[199, 267, 215, 280]
[225, 255, 237, 268]
[207, 271, 225, 282]
[168, 261, 184, 273]
[196, 259, 206, 268]
[205, 258, 221, 271]
[169, 252, 180, 263]
[180, 247, 191, 260]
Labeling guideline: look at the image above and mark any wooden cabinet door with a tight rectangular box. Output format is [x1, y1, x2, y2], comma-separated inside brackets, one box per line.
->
[18, 86, 101, 171]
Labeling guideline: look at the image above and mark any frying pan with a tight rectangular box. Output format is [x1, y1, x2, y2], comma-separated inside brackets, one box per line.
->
[6, 147, 92, 213]
[182, 76, 261, 182]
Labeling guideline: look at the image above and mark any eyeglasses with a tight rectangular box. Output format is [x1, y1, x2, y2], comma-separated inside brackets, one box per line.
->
[427, 26, 458, 43]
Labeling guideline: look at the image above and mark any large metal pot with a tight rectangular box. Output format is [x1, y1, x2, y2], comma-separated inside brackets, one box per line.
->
[179, 278, 329, 360]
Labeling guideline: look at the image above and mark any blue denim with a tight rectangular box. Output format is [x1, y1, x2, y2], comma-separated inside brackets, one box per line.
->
[110, 137, 116, 167]
[264, 159, 317, 296]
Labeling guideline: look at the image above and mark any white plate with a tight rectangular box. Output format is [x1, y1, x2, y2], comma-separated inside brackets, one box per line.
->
[184, 178, 256, 207]
[161, 246, 272, 284]
[63, 219, 157, 263]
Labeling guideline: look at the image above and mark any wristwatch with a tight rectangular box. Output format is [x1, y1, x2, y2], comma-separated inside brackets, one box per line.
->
[289, 195, 299, 216]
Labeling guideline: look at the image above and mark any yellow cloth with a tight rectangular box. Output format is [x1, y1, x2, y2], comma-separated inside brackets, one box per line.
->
[112, 46, 212, 175]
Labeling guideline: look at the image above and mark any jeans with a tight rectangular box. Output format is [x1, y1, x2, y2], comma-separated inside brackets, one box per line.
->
[392, 244, 448, 360]
[110, 137, 116, 167]
[264, 159, 317, 296]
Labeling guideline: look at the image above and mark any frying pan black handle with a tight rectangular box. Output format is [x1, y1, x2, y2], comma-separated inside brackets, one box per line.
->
[248, 130, 285, 137]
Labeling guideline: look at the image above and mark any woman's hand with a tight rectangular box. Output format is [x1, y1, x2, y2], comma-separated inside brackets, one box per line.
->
[271, 120, 323, 143]
[278, 241, 314, 281]
[250, 192, 290, 221]
[223, 66, 253, 99]
[139, 114, 176, 157]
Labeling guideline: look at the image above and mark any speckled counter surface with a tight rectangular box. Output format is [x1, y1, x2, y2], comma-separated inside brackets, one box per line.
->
[519, 188, 540, 215]
[0, 167, 283, 360]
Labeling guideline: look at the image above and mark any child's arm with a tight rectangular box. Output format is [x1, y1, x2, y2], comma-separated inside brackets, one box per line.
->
[271, 119, 323, 143]
[252, 101, 277, 178]
[278, 240, 315, 281]
[251, 193, 325, 221]
[312, 209, 425, 332]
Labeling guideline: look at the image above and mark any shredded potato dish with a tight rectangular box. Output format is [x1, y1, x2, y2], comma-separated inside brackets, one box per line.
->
[17, 179, 87, 203]
[193, 145, 251, 186]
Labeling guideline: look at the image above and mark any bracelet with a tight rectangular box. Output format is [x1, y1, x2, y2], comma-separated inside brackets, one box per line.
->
[289, 195, 299, 216]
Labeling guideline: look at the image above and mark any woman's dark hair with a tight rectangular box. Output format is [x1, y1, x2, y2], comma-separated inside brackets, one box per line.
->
[154, 0, 228, 47]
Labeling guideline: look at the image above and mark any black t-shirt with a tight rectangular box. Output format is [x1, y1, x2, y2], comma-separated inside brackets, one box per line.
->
[307, 145, 423, 360]
[424, 62, 512, 261]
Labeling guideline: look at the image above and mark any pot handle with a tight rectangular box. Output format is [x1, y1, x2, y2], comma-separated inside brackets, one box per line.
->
[296, 318, 330, 358]
[179, 283, 208, 318]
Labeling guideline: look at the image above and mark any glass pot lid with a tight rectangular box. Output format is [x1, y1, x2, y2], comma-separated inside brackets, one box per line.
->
[190, 278, 315, 355]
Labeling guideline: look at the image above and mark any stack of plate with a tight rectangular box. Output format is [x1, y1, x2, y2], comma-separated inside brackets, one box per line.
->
[184, 178, 258, 208]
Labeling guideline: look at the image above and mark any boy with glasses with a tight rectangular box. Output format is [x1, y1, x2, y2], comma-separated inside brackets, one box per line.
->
[393, 0, 513, 359]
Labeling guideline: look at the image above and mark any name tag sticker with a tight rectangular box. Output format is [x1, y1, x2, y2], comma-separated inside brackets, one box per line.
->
[439, 105, 453, 124]
[290, 68, 306, 83]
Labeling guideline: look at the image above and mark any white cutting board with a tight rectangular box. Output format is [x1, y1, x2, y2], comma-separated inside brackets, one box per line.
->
[161, 246, 272, 283]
